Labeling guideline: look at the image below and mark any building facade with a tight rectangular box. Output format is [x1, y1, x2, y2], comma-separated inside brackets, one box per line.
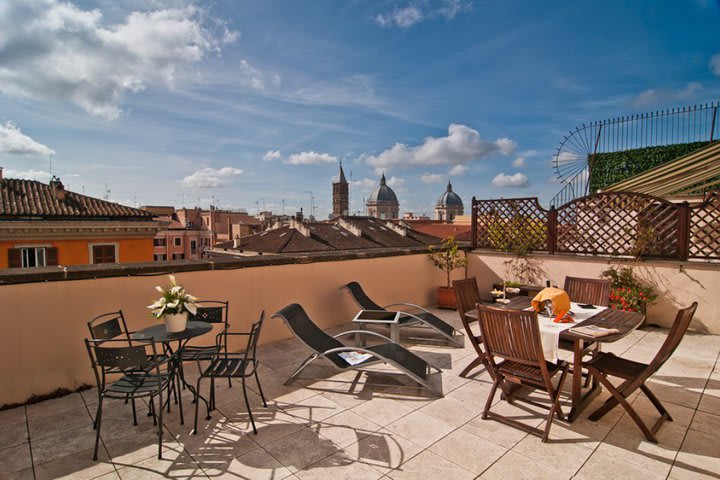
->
[366, 173, 400, 220]
[0, 173, 159, 269]
[434, 181, 464, 222]
[141, 206, 213, 261]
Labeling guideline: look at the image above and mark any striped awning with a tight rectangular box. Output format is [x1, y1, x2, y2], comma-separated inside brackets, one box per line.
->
[602, 141, 720, 198]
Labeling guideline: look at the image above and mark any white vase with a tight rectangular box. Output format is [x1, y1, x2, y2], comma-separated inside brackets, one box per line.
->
[164, 312, 188, 333]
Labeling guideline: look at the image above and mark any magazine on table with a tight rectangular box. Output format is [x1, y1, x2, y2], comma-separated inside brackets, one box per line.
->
[569, 324, 620, 338]
[338, 351, 374, 365]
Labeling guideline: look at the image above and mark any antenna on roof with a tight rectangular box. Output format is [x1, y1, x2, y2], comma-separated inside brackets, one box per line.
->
[281, 199, 286, 215]
[103, 183, 111, 200]
[49, 154, 54, 176]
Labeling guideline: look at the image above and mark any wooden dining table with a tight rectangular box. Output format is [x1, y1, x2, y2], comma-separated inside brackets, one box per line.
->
[466, 297, 645, 421]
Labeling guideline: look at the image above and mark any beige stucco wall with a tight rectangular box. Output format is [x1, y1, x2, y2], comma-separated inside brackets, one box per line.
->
[467, 251, 720, 334]
[0, 253, 450, 406]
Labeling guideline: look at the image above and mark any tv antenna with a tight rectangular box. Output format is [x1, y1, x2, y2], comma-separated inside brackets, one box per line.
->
[305, 190, 317, 220]
[103, 183, 111, 200]
[281, 199, 286, 215]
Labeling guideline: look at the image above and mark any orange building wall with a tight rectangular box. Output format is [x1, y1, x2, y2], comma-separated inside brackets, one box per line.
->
[0, 238, 154, 269]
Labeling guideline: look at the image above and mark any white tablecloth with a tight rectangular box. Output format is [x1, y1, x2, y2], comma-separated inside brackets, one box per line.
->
[533, 303, 607, 363]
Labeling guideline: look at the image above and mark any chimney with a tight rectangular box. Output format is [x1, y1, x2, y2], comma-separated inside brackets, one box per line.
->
[49, 176, 66, 201]
[290, 218, 310, 237]
[385, 221, 407, 237]
[338, 218, 362, 236]
[233, 235, 240, 248]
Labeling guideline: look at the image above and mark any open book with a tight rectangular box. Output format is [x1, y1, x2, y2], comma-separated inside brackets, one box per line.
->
[569, 325, 620, 338]
[338, 351, 374, 366]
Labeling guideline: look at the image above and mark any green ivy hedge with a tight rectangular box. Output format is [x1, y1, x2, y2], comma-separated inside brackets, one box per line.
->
[589, 141, 710, 192]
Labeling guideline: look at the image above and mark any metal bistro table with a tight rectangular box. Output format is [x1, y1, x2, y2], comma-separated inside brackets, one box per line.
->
[467, 297, 645, 422]
[133, 321, 214, 421]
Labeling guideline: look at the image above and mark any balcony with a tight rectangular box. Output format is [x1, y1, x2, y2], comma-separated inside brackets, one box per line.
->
[1, 248, 719, 479]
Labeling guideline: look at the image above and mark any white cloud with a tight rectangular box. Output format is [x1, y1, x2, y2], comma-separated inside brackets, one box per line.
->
[262, 149, 281, 161]
[238, 59, 279, 91]
[387, 176, 406, 192]
[0, 1, 229, 119]
[375, 1, 471, 28]
[366, 123, 516, 170]
[4, 168, 53, 182]
[630, 82, 703, 107]
[351, 178, 377, 191]
[181, 167, 243, 188]
[448, 164, 468, 176]
[512, 157, 526, 168]
[0, 122, 55, 156]
[421, 173, 445, 184]
[491, 172, 529, 188]
[286, 151, 337, 165]
[711, 54, 720, 76]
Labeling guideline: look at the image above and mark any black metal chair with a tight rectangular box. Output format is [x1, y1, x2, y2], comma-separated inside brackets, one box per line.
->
[272, 303, 442, 396]
[193, 312, 267, 435]
[85, 337, 177, 460]
[343, 281, 463, 346]
[87, 311, 171, 425]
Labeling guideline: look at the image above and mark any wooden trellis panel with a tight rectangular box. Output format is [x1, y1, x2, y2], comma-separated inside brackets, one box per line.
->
[472, 197, 548, 252]
[554, 193, 681, 258]
[689, 193, 720, 259]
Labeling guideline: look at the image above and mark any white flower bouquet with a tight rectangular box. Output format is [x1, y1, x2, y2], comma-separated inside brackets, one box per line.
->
[147, 275, 199, 319]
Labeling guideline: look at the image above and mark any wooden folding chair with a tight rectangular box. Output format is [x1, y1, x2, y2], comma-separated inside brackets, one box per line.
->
[453, 278, 486, 377]
[583, 302, 698, 443]
[478, 305, 569, 442]
[563, 277, 612, 306]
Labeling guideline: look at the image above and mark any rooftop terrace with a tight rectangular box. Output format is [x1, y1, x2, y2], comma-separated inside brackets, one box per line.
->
[2, 307, 719, 480]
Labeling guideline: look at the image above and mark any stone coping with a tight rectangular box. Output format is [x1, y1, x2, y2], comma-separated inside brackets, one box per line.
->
[0, 246, 437, 285]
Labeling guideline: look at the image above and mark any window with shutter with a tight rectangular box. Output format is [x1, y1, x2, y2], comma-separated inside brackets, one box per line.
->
[8, 248, 22, 268]
[45, 247, 58, 266]
[92, 245, 116, 264]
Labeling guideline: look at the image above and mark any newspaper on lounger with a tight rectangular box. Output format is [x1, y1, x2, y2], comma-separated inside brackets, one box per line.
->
[338, 351, 374, 365]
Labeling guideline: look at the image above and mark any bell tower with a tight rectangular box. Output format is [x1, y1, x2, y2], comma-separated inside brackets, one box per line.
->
[332, 162, 349, 218]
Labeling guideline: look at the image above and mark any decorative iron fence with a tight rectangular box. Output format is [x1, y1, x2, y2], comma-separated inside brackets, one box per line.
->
[471, 191, 720, 261]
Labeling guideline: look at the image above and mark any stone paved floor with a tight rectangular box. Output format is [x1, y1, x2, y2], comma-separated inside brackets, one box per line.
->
[1, 308, 719, 479]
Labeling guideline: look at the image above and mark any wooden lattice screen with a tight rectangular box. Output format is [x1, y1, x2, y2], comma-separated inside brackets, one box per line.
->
[471, 191, 720, 261]
[689, 192, 720, 259]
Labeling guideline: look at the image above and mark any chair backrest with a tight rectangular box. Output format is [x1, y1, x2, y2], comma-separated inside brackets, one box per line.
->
[189, 301, 229, 325]
[87, 311, 130, 343]
[563, 277, 612, 306]
[453, 278, 482, 326]
[343, 282, 384, 311]
[271, 303, 347, 368]
[477, 305, 546, 368]
[85, 338, 162, 391]
[647, 302, 698, 374]
[242, 311, 265, 362]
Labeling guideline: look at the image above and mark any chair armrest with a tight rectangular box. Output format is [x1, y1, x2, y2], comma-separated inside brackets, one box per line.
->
[334, 330, 394, 344]
[383, 302, 431, 314]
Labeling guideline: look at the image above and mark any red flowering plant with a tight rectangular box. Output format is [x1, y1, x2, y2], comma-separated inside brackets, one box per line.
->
[602, 266, 657, 313]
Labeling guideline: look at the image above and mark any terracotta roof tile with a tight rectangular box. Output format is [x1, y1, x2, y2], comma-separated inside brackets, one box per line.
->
[0, 178, 153, 220]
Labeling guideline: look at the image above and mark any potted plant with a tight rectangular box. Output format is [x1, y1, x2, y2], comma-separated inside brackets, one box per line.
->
[147, 275, 199, 332]
[602, 266, 657, 316]
[428, 236, 467, 309]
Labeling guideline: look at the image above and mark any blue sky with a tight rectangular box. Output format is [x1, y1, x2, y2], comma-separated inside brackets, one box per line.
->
[1, 0, 719, 218]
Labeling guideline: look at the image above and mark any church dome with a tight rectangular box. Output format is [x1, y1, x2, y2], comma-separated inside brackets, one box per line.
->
[368, 173, 398, 204]
[436, 181, 463, 207]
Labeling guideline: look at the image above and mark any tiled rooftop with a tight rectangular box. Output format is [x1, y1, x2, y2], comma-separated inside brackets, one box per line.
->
[2, 308, 719, 480]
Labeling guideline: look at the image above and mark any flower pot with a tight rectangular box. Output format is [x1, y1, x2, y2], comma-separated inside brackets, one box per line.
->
[164, 312, 188, 333]
[436, 286, 457, 309]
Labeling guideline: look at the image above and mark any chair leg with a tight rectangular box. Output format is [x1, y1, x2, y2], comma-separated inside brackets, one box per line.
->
[131, 397, 138, 426]
[482, 377, 500, 420]
[193, 377, 203, 435]
[595, 374, 658, 443]
[284, 354, 318, 386]
[157, 390, 164, 460]
[177, 375, 185, 426]
[459, 355, 485, 378]
[641, 384, 673, 422]
[149, 397, 157, 426]
[254, 368, 267, 408]
[241, 376, 257, 435]
[93, 396, 103, 461]
[210, 378, 216, 411]
[542, 366, 569, 443]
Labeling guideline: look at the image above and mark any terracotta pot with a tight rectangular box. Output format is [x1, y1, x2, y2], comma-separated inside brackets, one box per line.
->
[164, 312, 188, 333]
[436, 286, 457, 309]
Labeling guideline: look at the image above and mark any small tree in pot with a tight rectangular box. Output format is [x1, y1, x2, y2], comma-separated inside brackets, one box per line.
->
[428, 236, 467, 308]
